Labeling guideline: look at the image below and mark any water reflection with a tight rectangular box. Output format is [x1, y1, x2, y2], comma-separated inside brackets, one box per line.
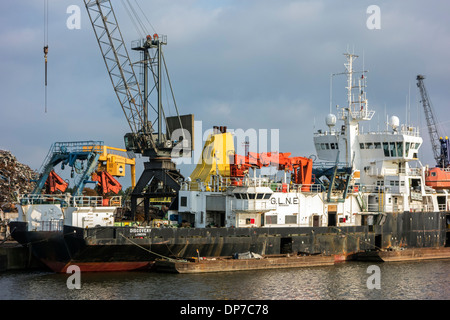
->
[1, 260, 449, 300]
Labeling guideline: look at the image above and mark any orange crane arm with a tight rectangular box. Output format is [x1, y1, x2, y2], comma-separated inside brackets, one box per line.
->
[92, 171, 122, 195]
[229, 152, 313, 185]
[45, 170, 68, 194]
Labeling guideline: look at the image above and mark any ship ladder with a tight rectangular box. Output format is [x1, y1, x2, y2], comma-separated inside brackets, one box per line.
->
[357, 192, 367, 212]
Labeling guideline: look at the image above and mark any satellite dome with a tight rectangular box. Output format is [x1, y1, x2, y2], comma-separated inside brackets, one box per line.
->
[389, 116, 400, 129]
[326, 114, 337, 127]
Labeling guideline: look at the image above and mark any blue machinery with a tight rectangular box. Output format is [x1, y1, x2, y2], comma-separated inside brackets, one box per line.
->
[33, 141, 104, 196]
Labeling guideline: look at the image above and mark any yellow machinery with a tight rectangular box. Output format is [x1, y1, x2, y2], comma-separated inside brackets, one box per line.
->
[83, 145, 136, 188]
[189, 129, 235, 190]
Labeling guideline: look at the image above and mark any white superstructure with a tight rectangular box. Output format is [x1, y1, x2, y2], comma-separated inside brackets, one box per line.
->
[177, 53, 450, 229]
[15, 194, 120, 231]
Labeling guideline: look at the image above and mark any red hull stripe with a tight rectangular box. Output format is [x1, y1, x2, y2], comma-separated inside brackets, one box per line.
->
[42, 259, 153, 273]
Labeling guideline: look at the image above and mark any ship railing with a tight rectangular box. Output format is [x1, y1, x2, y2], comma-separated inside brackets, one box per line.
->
[18, 194, 68, 206]
[367, 203, 380, 212]
[107, 196, 122, 206]
[409, 203, 437, 212]
[182, 180, 323, 194]
[398, 167, 422, 176]
[367, 203, 405, 213]
[32, 219, 64, 232]
[358, 185, 386, 193]
[69, 196, 122, 207]
[271, 183, 322, 194]
[361, 125, 421, 137]
[70, 196, 104, 207]
[410, 191, 422, 201]
[349, 109, 375, 121]
[359, 185, 410, 195]
[399, 124, 420, 137]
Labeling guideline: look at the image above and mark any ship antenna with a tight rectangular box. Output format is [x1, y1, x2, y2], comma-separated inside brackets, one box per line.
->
[329, 73, 333, 114]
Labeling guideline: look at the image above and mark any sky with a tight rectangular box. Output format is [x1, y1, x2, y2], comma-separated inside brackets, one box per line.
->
[1, 0, 450, 188]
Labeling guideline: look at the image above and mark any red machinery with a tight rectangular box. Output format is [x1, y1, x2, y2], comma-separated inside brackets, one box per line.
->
[91, 171, 122, 195]
[44, 170, 122, 200]
[230, 152, 313, 190]
[45, 170, 68, 194]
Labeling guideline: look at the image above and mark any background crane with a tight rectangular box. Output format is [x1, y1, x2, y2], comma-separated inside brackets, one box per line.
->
[416, 74, 450, 168]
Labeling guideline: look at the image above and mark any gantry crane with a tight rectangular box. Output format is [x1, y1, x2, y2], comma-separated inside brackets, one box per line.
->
[83, 0, 193, 219]
[416, 75, 450, 168]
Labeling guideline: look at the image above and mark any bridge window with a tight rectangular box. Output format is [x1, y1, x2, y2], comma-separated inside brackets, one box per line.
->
[235, 193, 242, 199]
[374, 142, 381, 149]
[389, 142, 396, 157]
[256, 193, 264, 199]
[263, 194, 271, 199]
[360, 143, 365, 149]
[396, 142, 403, 157]
[383, 142, 389, 156]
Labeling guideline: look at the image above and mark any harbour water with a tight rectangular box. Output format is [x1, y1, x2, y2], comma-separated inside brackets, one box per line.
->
[1, 259, 449, 300]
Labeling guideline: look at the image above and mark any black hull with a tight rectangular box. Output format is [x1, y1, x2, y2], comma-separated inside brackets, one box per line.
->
[9, 210, 449, 272]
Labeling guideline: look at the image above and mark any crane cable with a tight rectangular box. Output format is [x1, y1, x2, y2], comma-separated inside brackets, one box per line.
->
[132, 0, 157, 34]
[121, 0, 156, 37]
[43, 0, 49, 113]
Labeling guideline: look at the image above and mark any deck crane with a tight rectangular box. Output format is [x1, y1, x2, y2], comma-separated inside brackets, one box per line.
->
[83, 0, 192, 219]
[36, 141, 136, 198]
[416, 75, 450, 168]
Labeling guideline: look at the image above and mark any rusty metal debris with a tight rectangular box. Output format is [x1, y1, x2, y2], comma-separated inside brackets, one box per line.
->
[0, 150, 37, 212]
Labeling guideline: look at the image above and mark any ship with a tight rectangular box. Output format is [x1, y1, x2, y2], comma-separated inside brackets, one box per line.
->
[9, 53, 450, 272]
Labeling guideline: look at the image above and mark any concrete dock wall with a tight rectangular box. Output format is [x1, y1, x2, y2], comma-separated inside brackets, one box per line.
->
[0, 242, 46, 272]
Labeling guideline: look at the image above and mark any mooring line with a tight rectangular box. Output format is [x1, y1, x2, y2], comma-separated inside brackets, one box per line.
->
[119, 233, 186, 262]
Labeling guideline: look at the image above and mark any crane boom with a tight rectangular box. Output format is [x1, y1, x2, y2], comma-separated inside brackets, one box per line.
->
[416, 74, 449, 167]
[84, 0, 156, 152]
[416, 75, 441, 165]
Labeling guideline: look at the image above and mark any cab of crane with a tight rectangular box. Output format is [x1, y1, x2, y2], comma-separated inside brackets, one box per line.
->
[124, 133, 140, 153]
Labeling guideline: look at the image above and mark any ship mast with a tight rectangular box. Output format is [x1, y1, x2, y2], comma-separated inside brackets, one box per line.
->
[338, 53, 374, 165]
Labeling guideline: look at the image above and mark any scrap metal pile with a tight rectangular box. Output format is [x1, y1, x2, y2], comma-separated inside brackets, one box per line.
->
[0, 150, 37, 211]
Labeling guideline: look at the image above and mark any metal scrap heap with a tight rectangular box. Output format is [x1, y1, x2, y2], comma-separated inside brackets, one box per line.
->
[0, 150, 37, 210]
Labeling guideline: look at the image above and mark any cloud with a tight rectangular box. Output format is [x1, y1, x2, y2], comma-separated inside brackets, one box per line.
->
[1, 0, 450, 181]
